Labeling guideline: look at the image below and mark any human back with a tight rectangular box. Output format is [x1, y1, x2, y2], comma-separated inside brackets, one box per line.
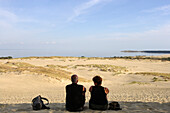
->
[66, 74, 86, 111]
[66, 83, 85, 109]
[89, 85, 108, 105]
[89, 76, 109, 110]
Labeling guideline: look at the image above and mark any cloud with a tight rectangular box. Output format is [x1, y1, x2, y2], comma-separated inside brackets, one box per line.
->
[142, 4, 170, 15]
[0, 8, 38, 28]
[0, 9, 18, 22]
[102, 24, 170, 41]
[0, 9, 18, 29]
[0, 8, 45, 43]
[67, 0, 111, 22]
[67, 24, 170, 49]
[40, 24, 170, 50]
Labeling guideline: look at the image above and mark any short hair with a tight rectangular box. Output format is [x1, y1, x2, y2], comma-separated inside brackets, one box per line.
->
[71, 74, 78, 83]
[93, 76, 102, 85]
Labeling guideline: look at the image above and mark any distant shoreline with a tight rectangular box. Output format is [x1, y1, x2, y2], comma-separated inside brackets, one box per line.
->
[121, 50, 170, 54]
[1, 49, 170, 59]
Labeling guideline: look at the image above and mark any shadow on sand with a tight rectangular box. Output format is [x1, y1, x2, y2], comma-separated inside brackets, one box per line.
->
[0, 101, 170, 113]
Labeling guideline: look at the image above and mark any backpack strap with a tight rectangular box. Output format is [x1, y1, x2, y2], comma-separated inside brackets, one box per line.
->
[41, 97, 49, 105]
[32, 95, 41, 103]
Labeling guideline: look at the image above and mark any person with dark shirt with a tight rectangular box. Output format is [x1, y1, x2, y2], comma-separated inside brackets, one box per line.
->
[66, 74, 86, 111]
[89, 76, 109, 110]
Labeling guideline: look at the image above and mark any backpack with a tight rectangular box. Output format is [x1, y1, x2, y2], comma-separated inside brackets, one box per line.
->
[108, 101, 122, 110]
[32, 95, 50, 110]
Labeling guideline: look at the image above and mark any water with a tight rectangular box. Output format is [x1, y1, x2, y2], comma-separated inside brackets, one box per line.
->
[0, 49, 169, 58]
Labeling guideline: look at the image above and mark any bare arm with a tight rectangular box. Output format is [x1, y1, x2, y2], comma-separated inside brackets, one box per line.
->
[89, 86, 93, 92]
[83, 86, 86, 92]
[104, 87, 109, 94]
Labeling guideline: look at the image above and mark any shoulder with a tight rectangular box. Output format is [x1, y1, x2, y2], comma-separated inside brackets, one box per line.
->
[76, 84, 83, 88]
[77, 84, 86, 88]
[66, 84, 72, 88]
[77, 84, 86, 92]
[77, 84, 85, 87]
[82, 86, 86, 92]
[77, 84, 83, 86]
[104, 87, 109, 94]
[66, 84, 72, 86]
[89, 86, 94, 92]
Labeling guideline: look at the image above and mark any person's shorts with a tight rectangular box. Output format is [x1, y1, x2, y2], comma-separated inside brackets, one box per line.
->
[89, 103, 108, 110]
[66, 107, 83, 112]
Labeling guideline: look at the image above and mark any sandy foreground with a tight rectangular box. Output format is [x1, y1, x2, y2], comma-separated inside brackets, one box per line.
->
[0, 55, 170, 113]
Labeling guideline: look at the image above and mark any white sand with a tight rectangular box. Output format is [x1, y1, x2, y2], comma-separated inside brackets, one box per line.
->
[0, 56, 170, 112]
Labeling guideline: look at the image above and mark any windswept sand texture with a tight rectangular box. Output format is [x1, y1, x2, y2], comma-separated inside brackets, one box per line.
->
[0, 55, 170, 113]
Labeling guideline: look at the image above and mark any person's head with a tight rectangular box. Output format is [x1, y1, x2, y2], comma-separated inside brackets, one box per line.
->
[71, 74, 78, 84]
[93, 76, 102, 86]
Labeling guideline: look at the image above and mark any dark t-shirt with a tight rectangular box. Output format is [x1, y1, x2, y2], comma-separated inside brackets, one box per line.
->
[89, 86, 108, 105]
[66, 83, 85, 110]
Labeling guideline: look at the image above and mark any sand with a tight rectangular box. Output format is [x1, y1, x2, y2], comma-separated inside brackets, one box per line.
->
[0, 55, 170, 113]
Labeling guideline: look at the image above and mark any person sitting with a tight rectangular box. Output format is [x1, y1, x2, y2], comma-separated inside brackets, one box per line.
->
[66, 74, 86, 111]
[89, 76, 109, 110]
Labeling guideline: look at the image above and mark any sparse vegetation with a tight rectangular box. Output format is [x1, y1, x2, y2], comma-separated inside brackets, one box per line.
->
[152, 77, 159, 82]
[15, 56, 170, 62]
[152, 77, 168, 82]
[46, 65, 68, 69]
[104, 56, 170, 61]
[0, 62, 88, 82]
[0, 56, 13, 59]
[59, 59, 66, 62]
[17, 56, 76, 59]
[69, 60, 75, 62]
[135, 72, 170, 80]
[74, 64, 128, 74]
[129, 81, 149, 85]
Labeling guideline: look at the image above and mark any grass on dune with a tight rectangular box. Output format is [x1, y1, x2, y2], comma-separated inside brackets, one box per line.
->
[0, 63, 18, 73]
[74, 64, 128, 74]
[10, 55, 170, 62]
[16, 56, 77, 59]
[0, 62, 89, 82]
[151, 77, 168, 82]
[128, 72, 170, 84]
[104, 56, 170, 61]
[135, 72, 170, 80]
[46, 64, 68, 69]
[129, 81, 149, 85]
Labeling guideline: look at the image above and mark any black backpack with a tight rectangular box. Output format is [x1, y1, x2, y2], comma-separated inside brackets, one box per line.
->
[32, 95, 50, 110]
[108, 101, 122, 110]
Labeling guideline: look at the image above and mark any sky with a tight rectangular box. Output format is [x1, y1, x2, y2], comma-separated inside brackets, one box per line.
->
[0, 0, 170, 57]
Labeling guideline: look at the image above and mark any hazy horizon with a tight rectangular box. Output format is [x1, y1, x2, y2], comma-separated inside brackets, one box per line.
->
[0, 0, 170, 56]
[1, 49, 169, 58]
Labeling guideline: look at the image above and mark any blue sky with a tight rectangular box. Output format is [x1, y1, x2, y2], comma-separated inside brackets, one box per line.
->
[0, 0, 170, 56]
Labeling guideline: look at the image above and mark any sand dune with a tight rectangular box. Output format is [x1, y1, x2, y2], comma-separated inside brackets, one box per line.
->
[0, 56, 170, 112]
